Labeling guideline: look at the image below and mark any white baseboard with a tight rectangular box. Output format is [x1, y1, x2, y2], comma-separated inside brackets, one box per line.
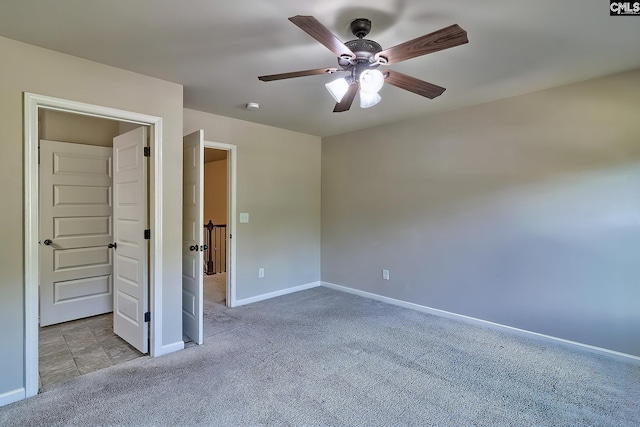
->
[0, 388, 26, 407]
[155, 340, 184, 357]
[235, 281, 321, 306]
[321, 281, 640, 366]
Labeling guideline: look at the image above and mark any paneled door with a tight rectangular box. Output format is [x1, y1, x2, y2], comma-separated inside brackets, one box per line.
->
[39, 140, 114, 326]
[182, 130, 204, 344]
[112, 127, 149, 353]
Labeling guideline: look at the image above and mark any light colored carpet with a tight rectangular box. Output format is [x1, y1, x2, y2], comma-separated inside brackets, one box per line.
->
[1, 275, 639, 426]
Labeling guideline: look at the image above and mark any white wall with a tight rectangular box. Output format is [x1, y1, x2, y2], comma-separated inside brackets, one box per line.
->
[0, 35, 184, 400]
[322, 68, 640, 357]
[184, 109, 321, 300]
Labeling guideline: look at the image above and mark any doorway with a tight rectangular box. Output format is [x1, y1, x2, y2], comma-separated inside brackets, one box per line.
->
[204, 140, 237, 308]
[24, 93, 165, 398]
[199, 147, 229, 344]
[37, 111, 148, 388]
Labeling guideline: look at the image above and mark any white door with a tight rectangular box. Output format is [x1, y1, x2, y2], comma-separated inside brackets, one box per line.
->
[39, 140, 114, 326]
[113, 127, 149, 353]
[182, 130, 204, 344]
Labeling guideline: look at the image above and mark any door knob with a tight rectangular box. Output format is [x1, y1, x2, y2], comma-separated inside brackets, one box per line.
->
[190, 245, 198, 251]
[108, 243, 117, 249]
[201, 245, 208, 251]
[43, 239, 53, 246]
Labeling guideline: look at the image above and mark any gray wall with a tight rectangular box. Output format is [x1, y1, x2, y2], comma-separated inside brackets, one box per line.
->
[322, 68, 640, 357]
[184, 108, 321, 300]
[0, 36, 184, 398]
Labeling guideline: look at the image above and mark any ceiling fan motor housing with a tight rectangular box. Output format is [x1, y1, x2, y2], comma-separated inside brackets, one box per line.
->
[339, 38, 383, 78]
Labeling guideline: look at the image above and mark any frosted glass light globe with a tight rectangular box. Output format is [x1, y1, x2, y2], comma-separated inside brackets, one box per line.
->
[359, 69, 384, 94]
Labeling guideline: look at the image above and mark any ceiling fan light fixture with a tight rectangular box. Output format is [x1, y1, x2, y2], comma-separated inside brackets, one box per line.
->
[359, 90, 382, 109]
[325, 77, 350, 102]
[359, 69, 384, 108]
[359, 69, 385, 94]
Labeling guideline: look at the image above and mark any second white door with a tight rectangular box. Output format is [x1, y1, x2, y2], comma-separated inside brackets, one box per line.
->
[112, 127, 149, 354]
[182, 130, 204, 344]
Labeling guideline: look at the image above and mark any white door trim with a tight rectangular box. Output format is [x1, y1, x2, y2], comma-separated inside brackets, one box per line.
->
[23, 92, 164, 398]
[204, 140, 237, 307]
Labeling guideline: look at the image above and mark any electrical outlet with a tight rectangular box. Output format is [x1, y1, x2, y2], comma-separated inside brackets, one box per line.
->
[382, 269, 390, 280]
[258, 267, 265, 278]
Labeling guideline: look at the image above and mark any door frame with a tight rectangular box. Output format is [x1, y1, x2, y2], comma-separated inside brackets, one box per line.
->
[23, 92, 164, 398]
[204, 140, 237, 307]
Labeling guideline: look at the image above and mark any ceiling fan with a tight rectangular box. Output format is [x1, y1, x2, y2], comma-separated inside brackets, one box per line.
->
[258, 16, 468, 112]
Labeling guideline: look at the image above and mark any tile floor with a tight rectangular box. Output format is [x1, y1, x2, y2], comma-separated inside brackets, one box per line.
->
[38, 273, 227, 389]
[39, 312, 142, 389]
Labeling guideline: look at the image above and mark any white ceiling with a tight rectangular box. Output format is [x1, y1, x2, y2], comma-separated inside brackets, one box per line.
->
[1, 0, 639, 137]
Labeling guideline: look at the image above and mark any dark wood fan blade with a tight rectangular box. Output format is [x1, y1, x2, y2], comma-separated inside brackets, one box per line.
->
[258, 67, 340, 82]
[289, 15, 355, 59]
[385, 70, 446, 99]
[333, 82, 358, 112]
[376, 24, 468, 64]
